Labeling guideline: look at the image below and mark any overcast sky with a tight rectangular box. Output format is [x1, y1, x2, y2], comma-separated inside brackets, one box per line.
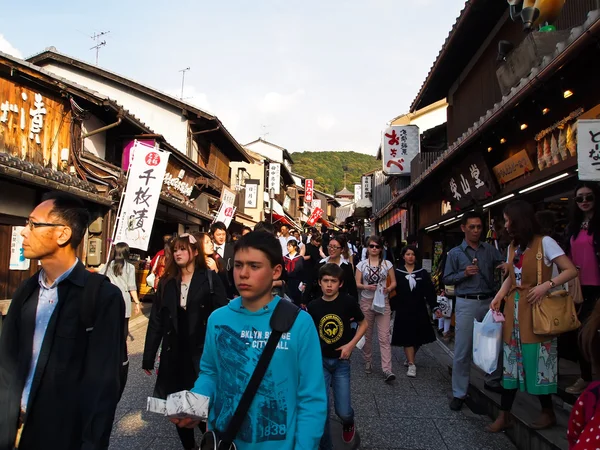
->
[1, 0, 465, 155]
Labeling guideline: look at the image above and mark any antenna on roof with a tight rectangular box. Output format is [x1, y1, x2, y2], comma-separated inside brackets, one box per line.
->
[260, 124, 270, 139]
[90, 31, 110, 66]
[179, 67, 191, 100]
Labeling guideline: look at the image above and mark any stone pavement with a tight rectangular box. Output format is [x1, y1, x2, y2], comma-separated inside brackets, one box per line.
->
[110, 318, 517, 449]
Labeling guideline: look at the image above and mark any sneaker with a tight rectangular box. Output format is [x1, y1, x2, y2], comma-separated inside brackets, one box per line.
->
[342, 423, 355, 444]
[384, 371, 396, 382]
[566, 378, 589, 395]
[365, 362, 372, 374]
[449, 397, 464, 411]
[407, 364, 417, 378]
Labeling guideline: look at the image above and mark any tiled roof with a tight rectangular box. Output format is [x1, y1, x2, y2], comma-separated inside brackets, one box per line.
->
[376, 9, 600, 219]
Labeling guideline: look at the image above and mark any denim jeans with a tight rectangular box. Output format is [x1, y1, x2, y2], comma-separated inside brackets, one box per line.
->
[320, 358, 354, 450]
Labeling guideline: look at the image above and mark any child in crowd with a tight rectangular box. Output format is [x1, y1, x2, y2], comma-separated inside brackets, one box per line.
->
[308, 263, 368, 449]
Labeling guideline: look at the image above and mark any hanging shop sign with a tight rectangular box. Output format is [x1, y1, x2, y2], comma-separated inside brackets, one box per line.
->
[577, 119, 600, 181]
[312, 199, 322, 210]
[163, 172, 194, 197]
[382, 125, 420, 175]
[304, 179, 314, 203]
[268, 163, 281, 195]
[244, 180, 259, 209]
[354, 184, 362, 201]
[114, 141, 170, 251]
[361, 175, 372, 198]
[220, 186, 236, 207]
[492, 149, 534, 184]
[442, 153, 496, 210]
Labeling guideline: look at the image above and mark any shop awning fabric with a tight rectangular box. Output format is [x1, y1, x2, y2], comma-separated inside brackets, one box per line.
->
[272, 211, 299, 230]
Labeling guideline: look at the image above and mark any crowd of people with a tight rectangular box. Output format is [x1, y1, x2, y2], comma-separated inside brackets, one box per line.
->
[0, 181, 598, 449]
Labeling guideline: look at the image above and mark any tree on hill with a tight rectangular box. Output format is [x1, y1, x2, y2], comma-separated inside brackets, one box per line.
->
[291, 151, 380, 194]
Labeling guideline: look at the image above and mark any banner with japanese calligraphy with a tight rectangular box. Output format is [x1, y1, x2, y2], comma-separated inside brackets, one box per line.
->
[214, 202, 236, 228]
[305, 179, 314, 203]
[306, 207, 324, 227]
[244, 181, 259, 208]
[361, 175, 372, 198]
[382, 125, 420, 175]
[577, 120, 600, 181]
[114, 142, 170, 251]
[268, 163, 281, 195]
[441, 153, 497, 210]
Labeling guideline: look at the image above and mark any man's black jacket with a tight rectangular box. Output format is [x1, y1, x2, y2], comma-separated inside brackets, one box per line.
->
[0, 261, 125, 450]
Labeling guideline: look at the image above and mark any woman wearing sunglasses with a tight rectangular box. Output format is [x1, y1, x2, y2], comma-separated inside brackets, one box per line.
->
[564, 181, 600, 395]
[355, 236, 397, 382]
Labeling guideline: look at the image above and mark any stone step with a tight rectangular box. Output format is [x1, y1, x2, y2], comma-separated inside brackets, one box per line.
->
[428, 339, 570, 450]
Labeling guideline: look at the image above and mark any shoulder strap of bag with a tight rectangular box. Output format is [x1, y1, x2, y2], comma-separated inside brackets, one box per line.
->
[220, 300, 300, 446]
[81, 273, 109, 332]
[460, 246, 495, 292]
[536, 239, 543, 287]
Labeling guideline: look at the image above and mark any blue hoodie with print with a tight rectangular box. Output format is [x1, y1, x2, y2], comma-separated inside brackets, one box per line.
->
[192, 296, 327, 450]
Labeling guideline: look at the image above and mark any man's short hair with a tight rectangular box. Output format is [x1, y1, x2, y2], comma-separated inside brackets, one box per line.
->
[210, 221, 227, 234]
[461, 211, 483, 226]
[242, 226, 252, 234]
[254, 221, 275, 235]
[234, 231, 283, 267]
[41, 191, 90, 248]
[318, 263, 344, 282]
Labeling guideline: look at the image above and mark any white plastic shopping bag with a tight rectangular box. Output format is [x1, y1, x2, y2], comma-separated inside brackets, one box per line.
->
[472, 310, 502, 374]
[371, 286, 386, 315]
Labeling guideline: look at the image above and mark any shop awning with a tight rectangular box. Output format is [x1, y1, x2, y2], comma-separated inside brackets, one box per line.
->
[266, 198, 301, 230]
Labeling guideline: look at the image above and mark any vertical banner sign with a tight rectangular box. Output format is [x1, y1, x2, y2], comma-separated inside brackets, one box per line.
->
[306, 207, 324, 226]
[304, 179, 314, 203]
[268, 163, 281, 195]
[361, 175, 372, 197]
[215, 203, 236, 228]
[115, 143, 170, 251]
[244, 181, 258, 208]
[10, 226, 30, 270]
[577, 120, 600, 181]
[354, 184, 362, 201]
[382, 125, 420, 175]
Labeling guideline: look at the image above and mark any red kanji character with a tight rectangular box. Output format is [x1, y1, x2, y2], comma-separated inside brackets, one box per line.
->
[145, 152, 161, 166]
[385, 130, 399, 145]
[390, 148, 398, 157]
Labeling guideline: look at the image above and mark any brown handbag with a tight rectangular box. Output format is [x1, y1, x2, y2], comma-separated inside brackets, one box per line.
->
[567, 268, 585, 305]
[532, 240, 581, 336]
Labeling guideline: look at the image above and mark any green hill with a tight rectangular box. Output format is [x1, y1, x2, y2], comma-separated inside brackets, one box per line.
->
[291, 151, 380, 195]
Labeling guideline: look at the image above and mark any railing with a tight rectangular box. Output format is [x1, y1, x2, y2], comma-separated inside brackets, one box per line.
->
[410, 151, 443, 183]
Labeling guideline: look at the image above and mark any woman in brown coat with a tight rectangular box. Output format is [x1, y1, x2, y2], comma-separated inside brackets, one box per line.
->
[488, 201, 577, 432]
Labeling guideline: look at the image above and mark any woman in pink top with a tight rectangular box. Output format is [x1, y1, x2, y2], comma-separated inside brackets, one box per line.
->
[565, 182, 600, 395]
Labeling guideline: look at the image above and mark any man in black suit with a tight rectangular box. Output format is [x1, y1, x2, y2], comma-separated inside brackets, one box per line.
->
[211, 221, 237, 298]
[0, 192, 124, 450]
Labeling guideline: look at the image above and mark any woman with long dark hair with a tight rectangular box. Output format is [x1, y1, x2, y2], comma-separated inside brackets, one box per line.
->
[564, 181, 600, 395]
[314, 234, 358, 301]
[355, 235, 397, 382]
[391, 245, 440, 378]
[102, 242, 140, 336]
[487, 201, 577, 432]
[143, 234, 227, 450]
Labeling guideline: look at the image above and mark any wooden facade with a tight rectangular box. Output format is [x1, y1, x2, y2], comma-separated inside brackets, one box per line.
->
[0, 78, 72, 170]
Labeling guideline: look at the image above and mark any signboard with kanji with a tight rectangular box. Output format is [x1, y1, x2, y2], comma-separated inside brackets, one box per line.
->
[305, 179, 314, 203]
[307, 207, 324, 227]
[115, 141, 170, 251]
[268, 163, 281, 195]
[10, 226, 29, 271]
[354, 184, 362, 201]
[220, 186, 236, 206]
[244, 180, 259, 208]
[577, 120, 600, 181]
[361, 175, 372, 197]
[382, 125, 420, 175]
[442, 153, 497, 210]
[492, 149, 534, 184]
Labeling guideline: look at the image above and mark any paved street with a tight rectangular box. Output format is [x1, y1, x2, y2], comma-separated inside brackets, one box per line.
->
[110, 318, 516, 450]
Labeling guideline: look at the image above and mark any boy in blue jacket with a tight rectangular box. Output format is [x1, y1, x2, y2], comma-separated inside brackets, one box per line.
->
[175, 231, 327, 450]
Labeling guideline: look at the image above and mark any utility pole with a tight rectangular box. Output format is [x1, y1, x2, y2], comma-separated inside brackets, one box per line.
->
[179, 67, 190, 100]
[90, 31, 110, 66]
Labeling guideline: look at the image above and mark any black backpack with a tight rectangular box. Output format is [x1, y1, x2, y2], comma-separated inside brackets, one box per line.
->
[81, 273, 129, 399]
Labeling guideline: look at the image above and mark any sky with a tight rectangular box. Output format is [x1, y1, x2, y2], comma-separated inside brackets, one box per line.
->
[0, 0, 466, 155]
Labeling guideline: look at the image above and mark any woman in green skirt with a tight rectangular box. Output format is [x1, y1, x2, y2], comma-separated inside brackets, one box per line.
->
[488, 200, 577, 432]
